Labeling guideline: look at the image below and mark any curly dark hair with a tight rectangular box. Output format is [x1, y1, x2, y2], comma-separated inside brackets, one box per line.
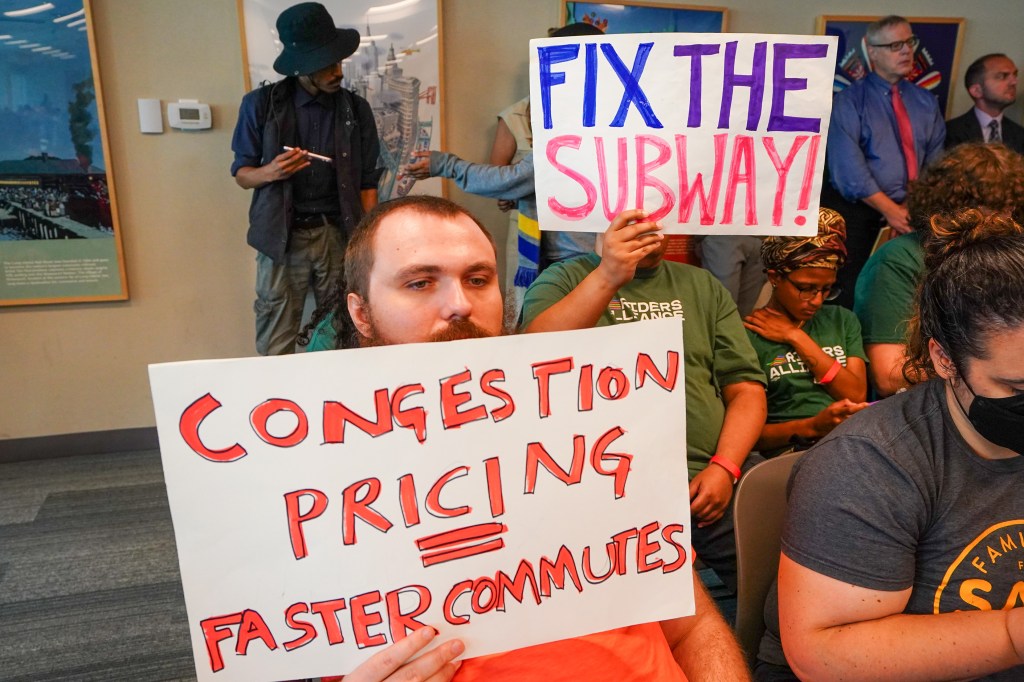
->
[903, 209, 1024, 382]
[906, 142, 1024, 233]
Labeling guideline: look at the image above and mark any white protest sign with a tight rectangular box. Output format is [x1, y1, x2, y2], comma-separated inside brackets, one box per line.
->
[149, 319, 693, 681]
[530, 33, 838, 236]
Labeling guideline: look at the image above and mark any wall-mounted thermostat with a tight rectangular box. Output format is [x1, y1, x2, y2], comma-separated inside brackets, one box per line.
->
[168, 99, 212, 130]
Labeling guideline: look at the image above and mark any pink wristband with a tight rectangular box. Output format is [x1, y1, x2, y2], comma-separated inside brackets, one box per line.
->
[817, 358, 842, 385]
[709, 455, 742, 483]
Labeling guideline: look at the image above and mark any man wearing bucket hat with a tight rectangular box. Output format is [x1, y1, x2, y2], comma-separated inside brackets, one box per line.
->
[231, 2, 381, 356]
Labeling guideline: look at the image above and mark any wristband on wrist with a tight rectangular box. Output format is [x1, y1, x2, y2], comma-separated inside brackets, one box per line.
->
[816, 358, 842, 385]
[709, 455, 742, 484]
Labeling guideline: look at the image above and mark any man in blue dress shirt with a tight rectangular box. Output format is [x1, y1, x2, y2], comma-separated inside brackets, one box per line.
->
[823, 15, 945, 308]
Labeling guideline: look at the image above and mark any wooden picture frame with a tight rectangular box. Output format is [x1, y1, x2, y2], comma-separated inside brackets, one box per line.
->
[236, 0, 445, 201]
[0, 0, 128, 306]
[563, 1, 728, 34]
[817, 15, 966, 118]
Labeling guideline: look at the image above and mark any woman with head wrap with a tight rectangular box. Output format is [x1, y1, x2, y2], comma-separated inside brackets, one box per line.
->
[742, 208, 869, 455]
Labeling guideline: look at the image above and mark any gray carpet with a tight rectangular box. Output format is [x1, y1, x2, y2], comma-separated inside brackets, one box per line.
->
[0, 450, 196, 681]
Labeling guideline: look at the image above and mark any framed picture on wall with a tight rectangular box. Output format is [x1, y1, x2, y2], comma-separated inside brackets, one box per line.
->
[818, 15, 966, 117]
[0, 0, 128, 307]
[561, 1, 728, 265]
[563, 1, 727, 33]
[237, 0, 444, 202]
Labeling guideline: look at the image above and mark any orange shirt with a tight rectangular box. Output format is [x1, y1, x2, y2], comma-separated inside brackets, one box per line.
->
[454, 624, 689, 681]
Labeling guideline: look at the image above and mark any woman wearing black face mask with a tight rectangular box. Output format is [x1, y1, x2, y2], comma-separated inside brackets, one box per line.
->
[768, 209, 1024, 682]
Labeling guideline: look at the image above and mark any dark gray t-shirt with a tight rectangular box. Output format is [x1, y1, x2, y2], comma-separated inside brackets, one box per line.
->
[761, 379, 1024, 680]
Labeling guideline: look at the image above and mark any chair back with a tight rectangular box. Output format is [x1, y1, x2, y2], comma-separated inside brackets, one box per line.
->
[733, 450, 803, 666]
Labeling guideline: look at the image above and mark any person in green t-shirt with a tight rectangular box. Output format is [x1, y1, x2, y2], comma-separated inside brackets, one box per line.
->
[743, 208, 869, 456]
[521, 208, 767, 592]
[854, 142, 1024, 397]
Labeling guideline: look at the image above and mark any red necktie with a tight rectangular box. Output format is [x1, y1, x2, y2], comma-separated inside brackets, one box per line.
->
[890, 83, 918, 181]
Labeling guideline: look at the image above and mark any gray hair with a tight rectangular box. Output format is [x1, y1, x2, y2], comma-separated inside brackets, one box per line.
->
[866, 15, 910, 45]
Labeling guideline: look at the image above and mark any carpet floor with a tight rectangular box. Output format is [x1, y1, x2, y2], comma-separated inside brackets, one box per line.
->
[0, 449, 195, 681]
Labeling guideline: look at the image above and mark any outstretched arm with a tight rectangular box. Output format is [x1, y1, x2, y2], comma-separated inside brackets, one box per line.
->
[489, 118, 520, 211]
[403, 151, 536, 200]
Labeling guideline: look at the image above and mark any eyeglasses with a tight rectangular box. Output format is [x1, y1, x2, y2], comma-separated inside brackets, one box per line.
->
[785, 275, 841, 302]
[869, 36, 920, 52]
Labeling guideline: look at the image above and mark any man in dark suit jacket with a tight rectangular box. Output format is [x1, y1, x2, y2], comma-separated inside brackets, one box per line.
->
[946, 54, 1024, 153]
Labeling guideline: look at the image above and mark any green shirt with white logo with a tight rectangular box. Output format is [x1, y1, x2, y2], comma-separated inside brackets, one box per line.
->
[522, 253, 766, 480]
[746, 304, 866, 427]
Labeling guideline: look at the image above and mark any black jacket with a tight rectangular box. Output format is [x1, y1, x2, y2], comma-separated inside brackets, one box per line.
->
[241, 78, 381, 263]
[944, 108, 1024, 154]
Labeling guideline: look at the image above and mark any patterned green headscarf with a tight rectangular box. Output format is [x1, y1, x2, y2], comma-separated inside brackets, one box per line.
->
[760, 207, 848, 273]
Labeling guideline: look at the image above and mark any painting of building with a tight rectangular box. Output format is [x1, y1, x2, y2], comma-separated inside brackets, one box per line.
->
[240, 0, 443, 200]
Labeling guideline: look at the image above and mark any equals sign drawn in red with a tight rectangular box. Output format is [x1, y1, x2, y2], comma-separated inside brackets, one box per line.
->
[416, 522, 509, 567]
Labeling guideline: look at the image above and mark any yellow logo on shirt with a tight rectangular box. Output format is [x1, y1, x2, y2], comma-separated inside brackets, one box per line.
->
[933, 520, 1024, 613]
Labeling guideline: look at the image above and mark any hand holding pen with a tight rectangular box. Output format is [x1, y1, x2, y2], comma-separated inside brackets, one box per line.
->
[283, 146, 334, 165]
[261, 147, 311, 182]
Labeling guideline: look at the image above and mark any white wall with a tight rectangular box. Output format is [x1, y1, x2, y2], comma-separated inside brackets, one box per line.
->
[0, 0, 1019, 442]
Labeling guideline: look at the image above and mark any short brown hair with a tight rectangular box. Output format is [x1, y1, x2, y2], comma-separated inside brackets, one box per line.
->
[964, 53, 1009, 90]
[298, 196, 495, 349]
[344, 195, 495, 301]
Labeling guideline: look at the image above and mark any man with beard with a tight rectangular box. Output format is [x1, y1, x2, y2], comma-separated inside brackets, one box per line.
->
[301, 195, 508, 349]
[945, 54, 1023, 153]
[304, 195, 751, 682]
[231, 2, 381, 356]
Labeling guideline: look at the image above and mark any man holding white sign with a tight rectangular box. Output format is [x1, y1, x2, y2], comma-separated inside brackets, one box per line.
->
[520, 29, 836, 590]
[332, 195, 750, 681]
[152, 195, 750, 681]
[521, 209, 767, 593]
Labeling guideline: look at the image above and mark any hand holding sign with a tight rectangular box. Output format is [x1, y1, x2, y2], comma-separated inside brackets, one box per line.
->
[342, 627, 463, 682]
[596, 209, 664, 286]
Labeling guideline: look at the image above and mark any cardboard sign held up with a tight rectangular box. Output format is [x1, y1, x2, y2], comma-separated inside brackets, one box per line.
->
[530, 33, 838, 236]
[149, 319, 693, 681]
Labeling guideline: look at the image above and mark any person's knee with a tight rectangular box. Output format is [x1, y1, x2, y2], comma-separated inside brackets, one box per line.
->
[254, 293, 296, 355]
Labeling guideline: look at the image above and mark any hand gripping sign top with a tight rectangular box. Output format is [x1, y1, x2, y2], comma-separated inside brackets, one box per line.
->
[530, 32, 838, 236]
